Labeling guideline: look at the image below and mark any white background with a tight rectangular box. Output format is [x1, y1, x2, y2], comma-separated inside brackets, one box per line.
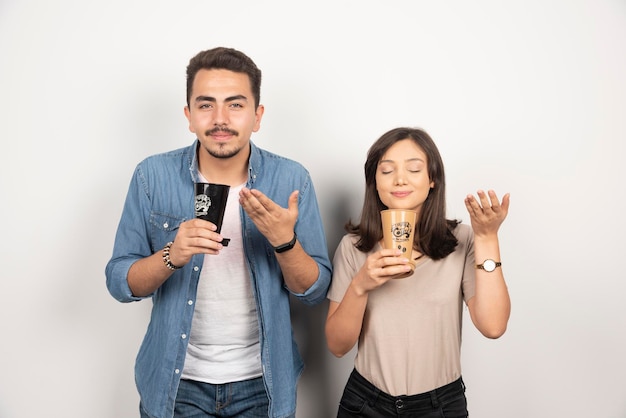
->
[1, 1, 625, 417]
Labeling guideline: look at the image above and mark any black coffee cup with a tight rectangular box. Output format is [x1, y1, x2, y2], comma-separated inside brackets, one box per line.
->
[194, 182, 230, 246]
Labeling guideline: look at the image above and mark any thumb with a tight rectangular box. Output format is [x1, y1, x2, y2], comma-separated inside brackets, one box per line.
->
[288, 190, 299, 213]
[500, 193, 511, 214]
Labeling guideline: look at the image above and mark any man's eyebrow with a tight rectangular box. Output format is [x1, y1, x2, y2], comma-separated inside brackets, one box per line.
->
[195, 95, 216, 103]
[194, 94, 248, 103]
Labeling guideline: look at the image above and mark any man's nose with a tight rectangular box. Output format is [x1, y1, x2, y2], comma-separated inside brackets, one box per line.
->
[213, 105, 228, 125]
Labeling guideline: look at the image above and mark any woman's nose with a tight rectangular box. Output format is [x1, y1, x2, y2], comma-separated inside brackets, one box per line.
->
[394, 174, 407, 185]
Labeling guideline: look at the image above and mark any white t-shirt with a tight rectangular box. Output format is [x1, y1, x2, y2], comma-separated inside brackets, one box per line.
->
[182, 181, 262, 384]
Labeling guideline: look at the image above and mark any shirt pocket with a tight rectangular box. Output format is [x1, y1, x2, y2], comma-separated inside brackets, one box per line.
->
[149, 212, 186, 251]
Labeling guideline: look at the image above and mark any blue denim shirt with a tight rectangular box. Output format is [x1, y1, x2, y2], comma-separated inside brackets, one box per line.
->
[105, 140, 332, 418]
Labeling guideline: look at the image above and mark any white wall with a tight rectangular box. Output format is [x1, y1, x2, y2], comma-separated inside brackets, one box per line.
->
[1, 1, 625, 417]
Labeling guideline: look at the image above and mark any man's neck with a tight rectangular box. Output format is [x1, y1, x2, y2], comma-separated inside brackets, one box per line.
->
[197, 145, 250, 186]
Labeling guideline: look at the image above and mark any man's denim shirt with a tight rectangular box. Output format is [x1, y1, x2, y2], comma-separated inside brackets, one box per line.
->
[105, 140, 332, 418]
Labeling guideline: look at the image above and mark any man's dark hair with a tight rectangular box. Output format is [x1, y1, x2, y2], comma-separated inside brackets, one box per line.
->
[186, 47, 262, 108]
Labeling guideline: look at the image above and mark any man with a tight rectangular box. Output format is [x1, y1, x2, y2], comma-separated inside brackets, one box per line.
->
[106, 47, 332, 418]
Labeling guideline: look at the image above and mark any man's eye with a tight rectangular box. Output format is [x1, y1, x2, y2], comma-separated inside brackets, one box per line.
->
[199, 103, 211, 109]
[230, 103, 243, 108]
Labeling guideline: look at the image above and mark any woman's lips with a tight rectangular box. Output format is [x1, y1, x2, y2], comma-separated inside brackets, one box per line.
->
[391, 191, 411, 198]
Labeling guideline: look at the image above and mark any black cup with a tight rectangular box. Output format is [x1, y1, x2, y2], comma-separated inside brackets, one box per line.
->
[195, 182, 230, 246]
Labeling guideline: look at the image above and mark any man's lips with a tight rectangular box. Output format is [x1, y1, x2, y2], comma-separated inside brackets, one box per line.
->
[205, 128, 238, 139]
[212, 133, 232, 140]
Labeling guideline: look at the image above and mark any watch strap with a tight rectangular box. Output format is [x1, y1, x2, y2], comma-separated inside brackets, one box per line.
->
[274, 232, 297, 253]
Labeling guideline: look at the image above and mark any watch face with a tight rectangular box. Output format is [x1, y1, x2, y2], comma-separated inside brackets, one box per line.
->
[483, 259, 496, 272]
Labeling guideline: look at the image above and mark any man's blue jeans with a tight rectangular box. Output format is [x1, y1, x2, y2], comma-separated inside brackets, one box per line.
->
[337, 369, 468, 417]
[140, 376, 269, 418]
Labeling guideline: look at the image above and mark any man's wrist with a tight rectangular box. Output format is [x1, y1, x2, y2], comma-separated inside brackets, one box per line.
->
[273, 232, 297, 253]
[162, 241, 182, 270]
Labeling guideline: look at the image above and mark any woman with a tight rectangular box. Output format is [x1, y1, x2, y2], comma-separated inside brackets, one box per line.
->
[326, 127, 511, 417]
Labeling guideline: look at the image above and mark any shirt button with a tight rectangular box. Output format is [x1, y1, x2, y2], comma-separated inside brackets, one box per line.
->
[163, 222, 169, 228]
[188, 300, 193, 305]
[181, 334, 187, 339]
[175, 369, 180, 374]
[193, 266, 199, 272]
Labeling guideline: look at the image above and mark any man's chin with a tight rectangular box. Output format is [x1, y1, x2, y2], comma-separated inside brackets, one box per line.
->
[206, 144, 241, 159]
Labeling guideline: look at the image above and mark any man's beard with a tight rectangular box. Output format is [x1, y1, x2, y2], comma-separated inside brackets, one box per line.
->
[206, 142, 242, 159]
[204, 126, 241, 159]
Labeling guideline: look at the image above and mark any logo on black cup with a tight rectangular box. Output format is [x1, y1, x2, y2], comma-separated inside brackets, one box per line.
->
[195, 194, 211, 218]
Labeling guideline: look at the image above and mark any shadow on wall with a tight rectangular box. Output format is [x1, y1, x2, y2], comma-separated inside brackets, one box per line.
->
[290, 185, 361, 417]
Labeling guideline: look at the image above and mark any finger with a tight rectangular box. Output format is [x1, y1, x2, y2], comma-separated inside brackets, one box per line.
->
[476, 189, 491, 210]
[239, 188, 265, 215]
[500, 193, 511, 213]
[378, 263, 412, 280]
[177, 222, 217, 244]
[192, 218, 218, 231]
[378, 248, 405, 258]
[379, 254, 410, 268]
[464, 194, 482, 216]
[488, 190, 500, 212]
[239, 187, 256, 205]
[249, 189, 279, 212]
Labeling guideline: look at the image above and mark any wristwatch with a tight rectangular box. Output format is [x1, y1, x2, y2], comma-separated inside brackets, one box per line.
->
[475, 259, 502, 272]
[274, 232, 297, 253]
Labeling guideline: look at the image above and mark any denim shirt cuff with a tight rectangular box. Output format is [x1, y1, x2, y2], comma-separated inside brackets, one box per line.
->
[108, 258, 147, 302]
[287, 268, 329, 304]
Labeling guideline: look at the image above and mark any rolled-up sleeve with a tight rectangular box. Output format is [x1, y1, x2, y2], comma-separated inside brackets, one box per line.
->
[105, 165, 153, 303]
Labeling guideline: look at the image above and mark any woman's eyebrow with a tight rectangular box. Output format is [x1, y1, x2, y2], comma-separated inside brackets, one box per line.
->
[379, 157, 425, 164]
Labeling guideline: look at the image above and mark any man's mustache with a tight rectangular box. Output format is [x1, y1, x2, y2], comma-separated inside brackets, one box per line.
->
[205, 127, 239, 136]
